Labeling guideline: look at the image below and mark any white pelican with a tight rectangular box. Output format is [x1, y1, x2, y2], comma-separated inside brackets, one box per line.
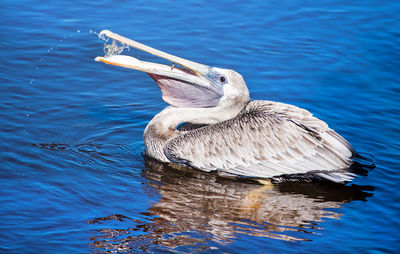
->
[95, 30, 355, 183]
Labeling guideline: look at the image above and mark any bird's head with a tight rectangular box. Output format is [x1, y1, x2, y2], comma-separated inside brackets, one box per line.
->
[95, 30, 250, 109]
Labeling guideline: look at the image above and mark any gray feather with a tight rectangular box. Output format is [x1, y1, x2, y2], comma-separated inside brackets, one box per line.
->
[163, 101, 354, 182]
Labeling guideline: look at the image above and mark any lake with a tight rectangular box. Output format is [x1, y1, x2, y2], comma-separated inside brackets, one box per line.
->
[1, 0, 399, 253]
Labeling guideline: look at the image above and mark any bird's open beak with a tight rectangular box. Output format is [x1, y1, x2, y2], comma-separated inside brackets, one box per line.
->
[95, 30, 223, 107]
[95, 30, 213, 89]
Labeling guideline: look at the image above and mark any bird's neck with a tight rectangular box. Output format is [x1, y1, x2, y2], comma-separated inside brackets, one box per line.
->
[149, 103, 245, 133]
[144, 102, 247, 161]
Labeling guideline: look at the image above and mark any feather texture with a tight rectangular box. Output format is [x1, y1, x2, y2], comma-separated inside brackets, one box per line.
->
[159, 101, 354, 182]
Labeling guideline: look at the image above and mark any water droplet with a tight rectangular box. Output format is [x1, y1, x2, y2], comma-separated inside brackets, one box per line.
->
[103, 39, 130, 57]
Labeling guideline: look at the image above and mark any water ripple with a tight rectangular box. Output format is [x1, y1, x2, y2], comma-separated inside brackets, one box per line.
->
[1, 0, 399, 253]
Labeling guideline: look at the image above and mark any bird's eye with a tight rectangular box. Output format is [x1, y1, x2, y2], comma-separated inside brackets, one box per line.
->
[219, 76, 226, 83]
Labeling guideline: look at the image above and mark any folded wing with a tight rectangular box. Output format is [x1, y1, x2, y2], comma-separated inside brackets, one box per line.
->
[164, 101, 354, 182]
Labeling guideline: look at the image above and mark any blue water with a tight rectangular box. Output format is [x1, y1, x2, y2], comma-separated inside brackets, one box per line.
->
[1, 0, 399, 253]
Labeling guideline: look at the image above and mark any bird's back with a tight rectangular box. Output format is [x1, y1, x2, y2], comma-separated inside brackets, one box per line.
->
[163, 100, 355, 183]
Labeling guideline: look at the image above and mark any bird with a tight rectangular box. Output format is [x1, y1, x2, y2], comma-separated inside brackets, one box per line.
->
[95, 30, 355, 183]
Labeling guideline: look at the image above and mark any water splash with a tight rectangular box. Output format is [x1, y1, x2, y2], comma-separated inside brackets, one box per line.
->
[30, 29, 97, 86]
[100, 37, 130, 58]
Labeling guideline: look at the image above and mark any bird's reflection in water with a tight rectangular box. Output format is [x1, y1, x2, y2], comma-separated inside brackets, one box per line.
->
[89, 158, 373, 252]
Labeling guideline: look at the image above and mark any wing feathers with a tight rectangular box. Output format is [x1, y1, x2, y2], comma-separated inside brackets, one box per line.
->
[164, 101, 353, 182]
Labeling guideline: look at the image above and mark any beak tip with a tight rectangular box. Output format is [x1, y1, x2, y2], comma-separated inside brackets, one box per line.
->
[99, 30, 112, 39]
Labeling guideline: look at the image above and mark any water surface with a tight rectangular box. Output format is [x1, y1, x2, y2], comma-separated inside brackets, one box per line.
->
[1, 0, 399, 253]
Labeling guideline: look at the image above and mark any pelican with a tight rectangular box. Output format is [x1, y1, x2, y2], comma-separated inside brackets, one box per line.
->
[95, 30, 355, 183]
